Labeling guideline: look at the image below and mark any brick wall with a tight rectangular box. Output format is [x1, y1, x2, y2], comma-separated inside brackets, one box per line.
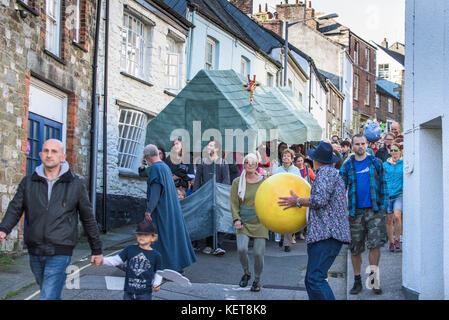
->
[0, 0, 96, 253]
[351, 34, 376, 118]
[230, 0, 253, 15]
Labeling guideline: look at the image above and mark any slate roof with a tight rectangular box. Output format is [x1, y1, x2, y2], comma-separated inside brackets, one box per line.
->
[376, 78, 401, 100]
[163, 0, 328, 90]
[374, 43, 405, 66]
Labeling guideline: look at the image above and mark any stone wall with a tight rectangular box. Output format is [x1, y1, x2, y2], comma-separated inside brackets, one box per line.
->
[0, 0, 96, 253]
[94, 0, 189, 229]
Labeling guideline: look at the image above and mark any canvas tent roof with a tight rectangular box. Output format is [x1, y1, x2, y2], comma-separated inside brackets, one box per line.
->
[145, 70, 322, 153]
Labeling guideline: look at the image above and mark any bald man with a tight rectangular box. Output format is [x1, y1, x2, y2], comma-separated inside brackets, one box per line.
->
[391, 122, 403, 139]
[0, 139, 103, 300]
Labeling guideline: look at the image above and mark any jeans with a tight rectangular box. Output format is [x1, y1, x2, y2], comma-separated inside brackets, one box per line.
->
[305, 238, 343, 300]
[29, 255, 72, 300]
[123, 291, 153, 300]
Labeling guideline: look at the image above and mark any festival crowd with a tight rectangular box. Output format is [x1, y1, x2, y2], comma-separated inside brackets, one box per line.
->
[0, 121, 404, 300]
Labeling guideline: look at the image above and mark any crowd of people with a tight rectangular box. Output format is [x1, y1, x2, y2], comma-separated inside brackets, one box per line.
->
[0, 120, 404, 301]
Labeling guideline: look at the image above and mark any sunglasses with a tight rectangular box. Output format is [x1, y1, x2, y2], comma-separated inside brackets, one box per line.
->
[391, 148, 400, 152]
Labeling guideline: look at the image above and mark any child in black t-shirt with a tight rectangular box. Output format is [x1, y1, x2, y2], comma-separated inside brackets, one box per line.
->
[102, 221, 162, 300]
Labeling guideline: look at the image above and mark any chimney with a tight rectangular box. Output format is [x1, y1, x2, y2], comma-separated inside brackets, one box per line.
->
[265, 3, 268, 12]
[259, 4, 262, 12]
[230, 0, 254, 15]
[309, 1, 312, 8]
[381, 38, 388, 48]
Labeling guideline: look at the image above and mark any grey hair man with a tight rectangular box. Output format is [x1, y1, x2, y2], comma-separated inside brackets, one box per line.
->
[144, 144, 160, 159]
[142, 144, 196, 271]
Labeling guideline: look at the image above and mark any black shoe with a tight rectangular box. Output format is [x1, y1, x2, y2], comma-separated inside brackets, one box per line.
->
[372, 287, 383, 295]
[278, 240, 283, 247]
[284, 246, 291, 252]
[239, 273, 251, 287]
[350, 280, 363, 295]
[250, 280, 261, 292]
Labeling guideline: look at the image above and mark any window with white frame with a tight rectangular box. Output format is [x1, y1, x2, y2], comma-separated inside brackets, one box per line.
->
[365, 80, 370, 105]
[267, 72, 273, 87]
[375, 93, 380, 108]
[72, 0, 80, 43]
[388, 98, 393, 113]
[121, 13, 146, 78]
[240, 56, 250, 76]
[365, 48, 370, 71]
[354, 74, 359, 100]
[117, 109, 147, 170]
[205, 37, 216, 70]
[378, 64, 390, 78]
[46, 0, 61, 55]
[166, 37, 182, 90]
[354, 41, 359, 65]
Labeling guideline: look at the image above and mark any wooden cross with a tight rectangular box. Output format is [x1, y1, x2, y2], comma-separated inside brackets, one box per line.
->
[243, 75, 261, 105]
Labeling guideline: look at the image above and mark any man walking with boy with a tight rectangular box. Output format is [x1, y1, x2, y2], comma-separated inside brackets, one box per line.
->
[0, 139, 103, 300]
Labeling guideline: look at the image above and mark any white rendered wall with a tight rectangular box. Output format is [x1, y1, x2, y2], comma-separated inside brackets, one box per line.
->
[403, 0, 449, 299]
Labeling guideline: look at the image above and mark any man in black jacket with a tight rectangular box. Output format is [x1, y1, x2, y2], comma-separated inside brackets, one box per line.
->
[0, 139, 103, 300]
[375, 133, 394, 162]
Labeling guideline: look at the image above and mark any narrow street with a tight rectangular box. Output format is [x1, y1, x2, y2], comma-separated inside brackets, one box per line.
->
[10, 236, 348, 300]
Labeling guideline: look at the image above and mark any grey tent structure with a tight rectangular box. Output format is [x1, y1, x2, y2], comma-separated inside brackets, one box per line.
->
[145, 69, 322, 245]
[145, 69, 322, 154]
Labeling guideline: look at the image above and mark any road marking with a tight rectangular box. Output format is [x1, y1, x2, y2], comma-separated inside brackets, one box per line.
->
[24, 249, 122, 300]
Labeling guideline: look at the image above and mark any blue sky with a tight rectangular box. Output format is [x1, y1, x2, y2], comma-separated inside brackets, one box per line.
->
[253, 0, 405, 45]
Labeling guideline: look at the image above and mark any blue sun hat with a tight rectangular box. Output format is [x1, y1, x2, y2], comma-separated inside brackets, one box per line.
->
[306, 142, 340, 164]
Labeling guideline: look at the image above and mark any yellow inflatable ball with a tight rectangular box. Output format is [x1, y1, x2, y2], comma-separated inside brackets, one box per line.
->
[254, 173, 311, 234]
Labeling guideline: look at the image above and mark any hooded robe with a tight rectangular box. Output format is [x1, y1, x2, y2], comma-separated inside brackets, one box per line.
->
[146, 161, 196, 271]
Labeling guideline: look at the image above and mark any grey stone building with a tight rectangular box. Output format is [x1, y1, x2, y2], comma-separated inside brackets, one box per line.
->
[0, 0, 97, 253]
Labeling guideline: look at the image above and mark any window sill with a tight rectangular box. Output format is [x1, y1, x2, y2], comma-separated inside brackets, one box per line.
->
[120, 72, 153, 87]
[164, 89, 178, 97]
[16, 0, 40, 16]
[43, 49, 66, 66]
[72, 41, 88, 53]
[118, 168, 147, 180]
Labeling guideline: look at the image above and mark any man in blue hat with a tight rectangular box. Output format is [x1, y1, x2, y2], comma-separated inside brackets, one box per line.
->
[278, 142, 351, 300]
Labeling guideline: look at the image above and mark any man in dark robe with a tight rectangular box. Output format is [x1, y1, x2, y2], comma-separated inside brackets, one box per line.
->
[144, 144, 196, 271]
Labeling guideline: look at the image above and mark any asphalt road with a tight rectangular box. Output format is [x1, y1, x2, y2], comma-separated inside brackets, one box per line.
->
[11, 236, 348, 300]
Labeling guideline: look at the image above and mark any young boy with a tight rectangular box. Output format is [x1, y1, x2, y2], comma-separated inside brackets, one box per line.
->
[102, 221, 162, 300]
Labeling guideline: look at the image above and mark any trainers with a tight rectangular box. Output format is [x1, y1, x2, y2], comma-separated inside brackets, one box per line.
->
[394, 240, 401, 252]
[284, 246, 291, 252]
[239, 273, 251, 287]
[213, 248, 226, 256]
[389, 242, 395, 252]
[349, 280, 363, 295]
[250, 280, 261, 292]
[202, 246, 212, 254]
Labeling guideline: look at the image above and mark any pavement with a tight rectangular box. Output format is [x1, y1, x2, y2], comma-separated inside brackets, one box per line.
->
[0, 223, 406, 300]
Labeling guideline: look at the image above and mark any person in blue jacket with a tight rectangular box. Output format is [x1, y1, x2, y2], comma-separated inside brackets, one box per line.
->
[383, 142, 403, 252]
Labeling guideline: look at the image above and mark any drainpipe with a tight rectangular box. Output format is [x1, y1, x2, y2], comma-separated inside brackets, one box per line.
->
[89, 0, 102, 218]
[186, 5, 196, 81]
[308, 62, 312, 113]
[102, 0, 110, 234]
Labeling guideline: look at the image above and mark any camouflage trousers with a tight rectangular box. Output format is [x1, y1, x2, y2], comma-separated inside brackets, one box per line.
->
[348, 208, 387, 255]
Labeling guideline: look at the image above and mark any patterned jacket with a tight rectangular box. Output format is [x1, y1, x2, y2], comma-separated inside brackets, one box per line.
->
[307, 165, 351, 245]
[339, 155, 388, 217]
